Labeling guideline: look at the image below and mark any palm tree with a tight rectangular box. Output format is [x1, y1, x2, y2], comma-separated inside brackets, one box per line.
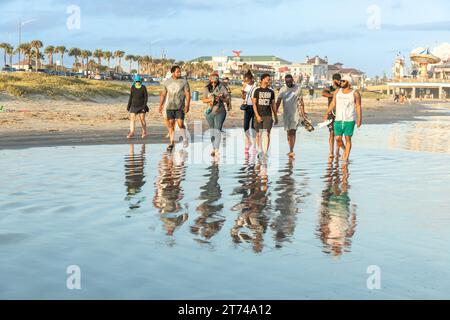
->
[152, 58, 161, 75]
[30, 40, 43, 70]
[68, 47, 81, 65]
[93, 49, 103, 66]
[134, 55, 142, 75]
[114, 50, 125, 73]
[55, 46, 67, 69]
[142, 56, 151, 74]
[6, 45, 14, 67]
[44, 46, 55, 66]
[81, 50, 92, 73]
[0, 43, 8, 67]
[103, 51, 112, 70]
[125, 54, 134, 74]
[18, 43, 32, 67]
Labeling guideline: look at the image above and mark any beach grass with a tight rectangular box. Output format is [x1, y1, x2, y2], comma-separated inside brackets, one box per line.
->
[0, 73, 244, 101]
[0, 73, 130, 100]
[1, 73, 383, 101]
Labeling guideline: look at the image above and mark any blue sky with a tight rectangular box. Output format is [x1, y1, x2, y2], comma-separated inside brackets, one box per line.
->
[1, 0, 449, 76]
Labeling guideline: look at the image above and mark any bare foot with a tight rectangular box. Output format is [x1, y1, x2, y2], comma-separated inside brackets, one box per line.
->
[127, 132, 135, 139]
[141, 131, 148, 139]
[288, 152, 295, 158]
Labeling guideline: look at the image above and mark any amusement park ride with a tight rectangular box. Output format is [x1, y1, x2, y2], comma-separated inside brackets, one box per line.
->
[393, 48, 441, 80]
[410, 48, 441, 79]
[232, 50, 242, 59]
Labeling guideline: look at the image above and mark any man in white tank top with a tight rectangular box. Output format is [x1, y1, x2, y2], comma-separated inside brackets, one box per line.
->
[323, 75, 362, 162]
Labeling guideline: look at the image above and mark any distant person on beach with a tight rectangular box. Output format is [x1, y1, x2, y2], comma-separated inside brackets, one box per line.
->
[323, 75, 362, 162]
[202, 72, 230, 157]
[276, 74, 306, 158]
[159, 65, 191, 152]
[222, 77, 232, 111]
[309, 87, 315, 104]
[252, 73, 278, 158]
[127, 75, 149, 139]
[242, 71, 258, 152]
[322, 73, 342, 159]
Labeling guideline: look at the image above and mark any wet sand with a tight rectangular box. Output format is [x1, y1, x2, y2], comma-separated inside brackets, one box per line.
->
[0, 95, 448, 149]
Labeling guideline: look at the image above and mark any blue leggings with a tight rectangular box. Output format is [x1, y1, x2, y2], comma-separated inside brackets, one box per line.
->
[206, 111, 227, 149]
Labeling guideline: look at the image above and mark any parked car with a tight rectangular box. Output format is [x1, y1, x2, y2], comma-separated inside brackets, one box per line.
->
[1, 66, 15, 73]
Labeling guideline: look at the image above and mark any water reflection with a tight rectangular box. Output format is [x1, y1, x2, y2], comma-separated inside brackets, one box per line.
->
[231, 159, 272, 253]
[191, 160, 226, 243]
[317, 162, 357, 258]
[153, 150, 189, 236]
[124, 144, 146, 212]
[271, 158, 309, 248]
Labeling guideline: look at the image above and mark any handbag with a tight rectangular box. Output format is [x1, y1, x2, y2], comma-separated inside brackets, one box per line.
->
[240, 104, 249, 111]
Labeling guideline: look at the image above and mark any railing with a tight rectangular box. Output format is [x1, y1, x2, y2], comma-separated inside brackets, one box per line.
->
[390, 78, 450, 84]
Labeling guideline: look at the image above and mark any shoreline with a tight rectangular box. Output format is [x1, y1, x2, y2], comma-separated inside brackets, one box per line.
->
[1, 97, 449, 150]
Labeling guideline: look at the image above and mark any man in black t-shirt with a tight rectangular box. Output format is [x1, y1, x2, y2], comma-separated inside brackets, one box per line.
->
[252, 73, 278, 158]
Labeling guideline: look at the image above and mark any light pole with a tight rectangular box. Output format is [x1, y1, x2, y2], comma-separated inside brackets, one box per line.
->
[18, 19, 34, 68]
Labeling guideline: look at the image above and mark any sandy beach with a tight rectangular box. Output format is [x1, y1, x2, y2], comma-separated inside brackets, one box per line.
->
[1, 94, 448, 149]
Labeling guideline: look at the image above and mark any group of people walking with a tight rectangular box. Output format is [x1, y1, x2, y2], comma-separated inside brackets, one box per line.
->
[125, 65, 363, 163]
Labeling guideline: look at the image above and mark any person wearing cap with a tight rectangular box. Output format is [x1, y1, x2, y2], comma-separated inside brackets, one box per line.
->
[202, 72, 230, 157]
[276, 74, 306, 158]
[322, 73, 344, 159]
[159, 65, 191, 152]
[323, 75, 362, 162]
[127, 74, 149, 139]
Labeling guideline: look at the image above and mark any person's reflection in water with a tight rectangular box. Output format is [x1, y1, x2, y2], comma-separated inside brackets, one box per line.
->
[317, 161, 357, 258]
[191, 159, 226, 243]
[231, 159, 271, 253]
[124, 144, 146, 212]
[271, 157, 308, 248]
[153, 150, 189, 236]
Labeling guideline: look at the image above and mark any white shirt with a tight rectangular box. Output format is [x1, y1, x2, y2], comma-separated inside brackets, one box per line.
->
[244, 83, 258, 105]
[335, 89, 357, 122]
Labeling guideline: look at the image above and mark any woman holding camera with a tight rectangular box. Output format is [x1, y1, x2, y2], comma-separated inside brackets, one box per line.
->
[202, 72, 230, 157]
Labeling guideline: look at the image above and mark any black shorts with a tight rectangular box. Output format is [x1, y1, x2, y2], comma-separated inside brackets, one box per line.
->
[255, 116, 273, 132]
[166, 109, 185, 120]
[327, 113, 335, 132]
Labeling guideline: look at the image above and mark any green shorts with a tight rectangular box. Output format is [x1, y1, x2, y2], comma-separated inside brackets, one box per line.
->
[334, 121, 356, 137]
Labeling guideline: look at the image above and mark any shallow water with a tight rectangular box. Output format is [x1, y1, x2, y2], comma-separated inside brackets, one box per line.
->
[1, 106, 450, 299]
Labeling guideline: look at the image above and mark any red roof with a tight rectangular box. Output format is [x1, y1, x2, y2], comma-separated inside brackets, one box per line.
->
[339, 68, 364, 75]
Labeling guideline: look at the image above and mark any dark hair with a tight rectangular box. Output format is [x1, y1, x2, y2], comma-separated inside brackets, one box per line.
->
[332, 73, 342, 81]
[260, 73, 271, 81]
[243, 71, 253, 80]
[285, 74, 293, 80]
[171, 65, 181, 73]
[205, 78, 220, 92]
